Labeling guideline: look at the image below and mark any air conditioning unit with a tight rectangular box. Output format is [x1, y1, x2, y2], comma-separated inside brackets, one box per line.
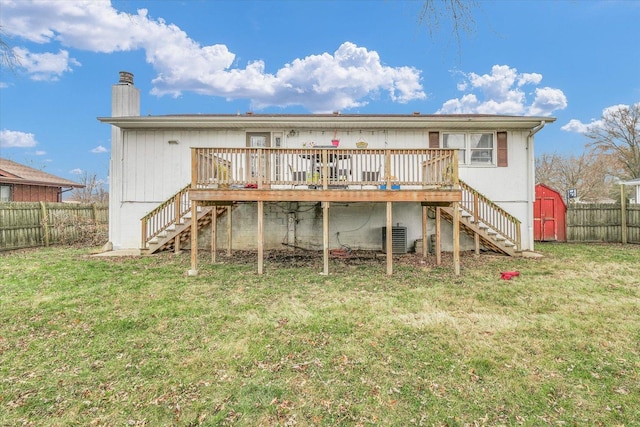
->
[381, 226, 407, 254]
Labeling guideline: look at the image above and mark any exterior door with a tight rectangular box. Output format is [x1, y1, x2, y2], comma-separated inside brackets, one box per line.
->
[247, 133, 270, 183]
[536, 196, 557, 241]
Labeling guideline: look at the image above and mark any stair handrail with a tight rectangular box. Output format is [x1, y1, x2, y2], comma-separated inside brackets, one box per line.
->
[458, 180, 521, 251]
[141, 184, 191, 249]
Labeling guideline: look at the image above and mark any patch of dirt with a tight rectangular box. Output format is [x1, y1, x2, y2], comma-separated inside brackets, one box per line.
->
[205, 249, 503, 269]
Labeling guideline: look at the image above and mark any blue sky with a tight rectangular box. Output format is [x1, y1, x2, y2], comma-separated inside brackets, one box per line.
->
[1, 0, 639, 187]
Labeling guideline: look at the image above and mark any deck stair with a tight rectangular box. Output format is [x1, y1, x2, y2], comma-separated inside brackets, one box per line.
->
[141, 184, 231, 254]
[439, 180, 522, 257]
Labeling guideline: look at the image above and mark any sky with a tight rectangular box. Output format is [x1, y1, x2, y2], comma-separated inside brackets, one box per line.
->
[1, 0, 639, 188]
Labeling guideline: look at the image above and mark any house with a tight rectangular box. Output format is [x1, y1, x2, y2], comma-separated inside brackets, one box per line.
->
[99, 72, 556, 274]
[621, 178, 640, 204]
[0, 158, 84, 202]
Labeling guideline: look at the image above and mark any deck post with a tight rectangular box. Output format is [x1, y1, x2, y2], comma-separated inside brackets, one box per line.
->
[453, 202, 460, 275]
[386, 201, 393, 275]
[421, 206, 428, 258]
[258, 201, 264, 274]
[188, 200, 199, 276]
[227, 205, 232, 256]
[211, 206, 217, 262]
[175, 194, 181, 253]
[323, 201, 329, 275]
[436, 207, 442, 266]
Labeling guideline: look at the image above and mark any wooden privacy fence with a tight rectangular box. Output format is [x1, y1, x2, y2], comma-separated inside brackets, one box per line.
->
[0, 202, 108, 251]
[567, 204, 640, 243]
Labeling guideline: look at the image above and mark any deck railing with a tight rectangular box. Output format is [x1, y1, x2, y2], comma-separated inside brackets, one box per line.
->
[458, 180, 521, 251]
[191, 147, 458, 190]
[141, 184, 191, 249]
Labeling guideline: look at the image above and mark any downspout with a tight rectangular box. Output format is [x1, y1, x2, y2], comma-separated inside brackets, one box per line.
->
[526, 121, 546, 251]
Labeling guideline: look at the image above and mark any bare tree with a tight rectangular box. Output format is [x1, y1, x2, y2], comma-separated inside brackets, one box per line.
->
[418, 0, 479, 53]
[69, 172, 109, 204]
[536, 150, 620, 203]
[586, 103, 640, 180]
[0, 26, 20, 71]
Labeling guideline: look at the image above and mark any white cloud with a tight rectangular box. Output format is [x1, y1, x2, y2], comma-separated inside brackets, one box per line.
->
[69, 168, 83, 175]
[34, 150, 47, 155]
[12, 47, 81, 81]
[561, 103, 637, 134]
[0, 129, 38, 148]
[438, 65, 566, 116]
[91, 145, 108, 154]
[528, 87, 568, 116]
[561, 119, 592, 133]
[0, 1, 424, 112]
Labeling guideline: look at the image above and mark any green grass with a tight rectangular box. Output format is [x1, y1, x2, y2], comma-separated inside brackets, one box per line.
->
[1, 244, 639, 426]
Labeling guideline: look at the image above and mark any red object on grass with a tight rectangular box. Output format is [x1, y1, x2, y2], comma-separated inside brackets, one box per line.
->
[500, 271, 520, 280]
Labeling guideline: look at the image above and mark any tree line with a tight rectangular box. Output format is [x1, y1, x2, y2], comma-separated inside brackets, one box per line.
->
[536, 103, 639, 203]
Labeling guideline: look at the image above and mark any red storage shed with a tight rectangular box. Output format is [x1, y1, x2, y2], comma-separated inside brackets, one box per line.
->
[534, 184, 567, 242]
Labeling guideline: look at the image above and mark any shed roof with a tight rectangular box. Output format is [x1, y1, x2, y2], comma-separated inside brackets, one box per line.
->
[0, 158, 84, 188]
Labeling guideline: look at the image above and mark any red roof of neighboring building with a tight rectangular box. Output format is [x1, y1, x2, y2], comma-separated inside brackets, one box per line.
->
[0, 158, 84, 188]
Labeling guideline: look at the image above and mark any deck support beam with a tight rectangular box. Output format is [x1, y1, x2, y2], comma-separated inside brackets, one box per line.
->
[211, 206, 217, 262]
[453, 202, 460, 275]
[189, 200, 199, 276]
[227, 205, 232, 255]
[436, 207, 442, 266]
[421, 206, 428, 258]
[258, 201, 264, 274]
[386, 201, 393, 275]
[323, 202, 329, 275]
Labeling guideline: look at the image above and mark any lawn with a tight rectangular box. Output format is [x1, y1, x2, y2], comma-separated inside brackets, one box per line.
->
[1, 244, 638, 426]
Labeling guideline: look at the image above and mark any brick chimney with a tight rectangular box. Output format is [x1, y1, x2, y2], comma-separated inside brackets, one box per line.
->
[112, 71, 140, 117]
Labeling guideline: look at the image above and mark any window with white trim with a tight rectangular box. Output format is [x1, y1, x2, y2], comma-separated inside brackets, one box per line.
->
[0, 185, 11, 202]
[442, 132, 495, 165]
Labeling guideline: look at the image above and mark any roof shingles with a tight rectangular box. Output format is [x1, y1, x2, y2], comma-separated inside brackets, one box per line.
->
[0, 158, 84, 188]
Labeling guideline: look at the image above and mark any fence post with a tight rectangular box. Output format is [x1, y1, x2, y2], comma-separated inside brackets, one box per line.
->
[40, 201, 50, 247]
[621, 184, 627, 244]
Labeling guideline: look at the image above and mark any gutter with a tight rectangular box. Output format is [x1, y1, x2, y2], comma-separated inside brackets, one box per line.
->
[529, 120, 546, 137]
[526, 120, 546, 251]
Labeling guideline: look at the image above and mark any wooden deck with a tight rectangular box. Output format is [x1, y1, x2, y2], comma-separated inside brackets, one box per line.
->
[186, 147, 462, 276]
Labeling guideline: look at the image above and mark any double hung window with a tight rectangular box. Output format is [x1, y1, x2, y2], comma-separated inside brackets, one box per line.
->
[442, 132, 495, 166]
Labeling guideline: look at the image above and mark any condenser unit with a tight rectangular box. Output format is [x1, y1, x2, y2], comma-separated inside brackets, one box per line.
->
[381, 226, 407, 254]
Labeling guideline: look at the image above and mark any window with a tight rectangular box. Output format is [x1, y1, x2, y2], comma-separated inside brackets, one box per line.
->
[442, 132, 496, 165]
[442, 133, 466, 163]
[0, 185, 11, 202]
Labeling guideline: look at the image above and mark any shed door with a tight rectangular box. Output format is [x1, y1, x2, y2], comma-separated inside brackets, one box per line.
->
[539, 196, 557, 241]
